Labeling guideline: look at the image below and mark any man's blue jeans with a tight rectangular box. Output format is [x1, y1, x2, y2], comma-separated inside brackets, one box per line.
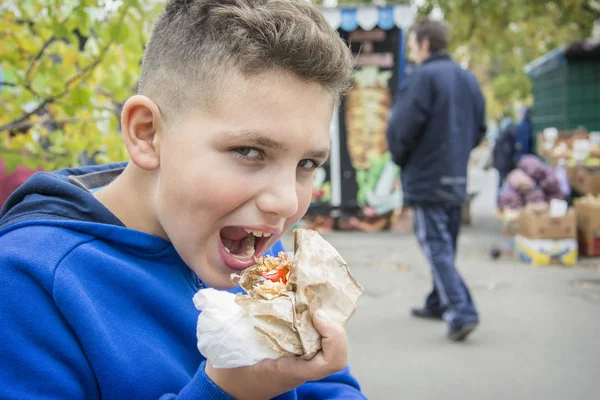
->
[413, 205, 479, 327]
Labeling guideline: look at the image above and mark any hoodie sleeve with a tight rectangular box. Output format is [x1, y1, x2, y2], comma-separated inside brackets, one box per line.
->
[296, 366, 366, 399]
[0, 236, 101, 399]
[163, 364, 365, 400]
[0, 227, 234, 400]
[159, 362, 233, 400]
[386, 70, 433, 168]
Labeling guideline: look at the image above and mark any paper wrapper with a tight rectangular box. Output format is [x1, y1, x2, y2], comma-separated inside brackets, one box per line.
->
[233, 228, 363, 360]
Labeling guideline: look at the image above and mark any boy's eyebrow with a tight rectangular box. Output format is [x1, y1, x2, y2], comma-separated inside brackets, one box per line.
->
[220, 129, 330, 159]
[307, 148, 330, 160]
[220, 129, 287, 151]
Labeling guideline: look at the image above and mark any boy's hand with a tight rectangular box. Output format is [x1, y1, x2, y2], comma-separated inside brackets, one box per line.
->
[205, 309, 347, 400]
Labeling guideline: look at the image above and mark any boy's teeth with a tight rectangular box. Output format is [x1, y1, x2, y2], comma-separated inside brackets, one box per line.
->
[243, 228, 272, 238]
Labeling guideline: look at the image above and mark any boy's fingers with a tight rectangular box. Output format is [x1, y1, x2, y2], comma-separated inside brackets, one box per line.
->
[265, 310, 349, 383]
[311, 309, 348, 370]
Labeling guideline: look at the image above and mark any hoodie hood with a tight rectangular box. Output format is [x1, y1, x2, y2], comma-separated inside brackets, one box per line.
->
[0, 162, 173, 253]
[0, 163, 127, 229]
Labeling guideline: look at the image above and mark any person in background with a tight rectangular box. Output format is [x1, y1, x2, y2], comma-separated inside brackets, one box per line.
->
[386, 18, 486, 341]
[514, 107, 534, 163]
[493, 117, 517, 201]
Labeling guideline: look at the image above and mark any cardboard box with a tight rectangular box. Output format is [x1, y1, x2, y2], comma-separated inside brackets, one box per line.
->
[515, 235, 578, 266]
[574, 199, 600, 256]
[518, 209, 577, 240]
[574, 198, 600, 232]
[567, 166, 578, 187]
[573, 168, 600, 195]
[578, 232, 600, 257]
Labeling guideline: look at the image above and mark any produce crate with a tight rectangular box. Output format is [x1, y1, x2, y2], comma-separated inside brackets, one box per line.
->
[515, 236, 578, 266]
[574, 196, 600, 256]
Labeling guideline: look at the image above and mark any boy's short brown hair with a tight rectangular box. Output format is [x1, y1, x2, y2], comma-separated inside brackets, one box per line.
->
[138, 0, 353, 118]
[411, 18, 450, 53]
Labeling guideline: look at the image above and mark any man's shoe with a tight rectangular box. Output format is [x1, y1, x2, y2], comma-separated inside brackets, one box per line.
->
[448, 323, 478, 342]
[411, 307, 444, 321]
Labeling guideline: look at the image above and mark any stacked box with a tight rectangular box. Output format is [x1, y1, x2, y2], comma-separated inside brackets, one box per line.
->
[573, 168, 600, 195]
[574, 198, 600, 256]
[515, 209, 578, 266]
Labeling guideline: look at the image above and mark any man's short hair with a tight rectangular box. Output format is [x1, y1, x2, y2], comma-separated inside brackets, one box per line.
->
[138, 0, 353, 119]
[411, 18, 450, 53]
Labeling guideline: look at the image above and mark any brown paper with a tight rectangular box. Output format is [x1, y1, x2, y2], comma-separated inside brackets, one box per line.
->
[234, 294, 303, 356]
[231, 228, 363, 360]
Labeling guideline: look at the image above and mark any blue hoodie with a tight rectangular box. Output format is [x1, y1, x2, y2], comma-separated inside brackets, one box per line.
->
[0, 163, 364, 400]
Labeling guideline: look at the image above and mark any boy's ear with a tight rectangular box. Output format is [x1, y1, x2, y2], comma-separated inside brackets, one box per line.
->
[121, 95, 163, 171]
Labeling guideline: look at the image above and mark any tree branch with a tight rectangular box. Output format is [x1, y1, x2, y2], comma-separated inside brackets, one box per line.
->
[5, 116, 112, 132]
[0, 98, 52, 133]
[0, 81, 17, 87]
[582, 3, 600, 19]
[0, 6, 130, 134]
[0, 145, 67, 164]
[25, 36, 57, 81]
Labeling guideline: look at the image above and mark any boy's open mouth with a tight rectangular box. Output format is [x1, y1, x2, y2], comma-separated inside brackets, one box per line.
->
[219, 227, 272, 270]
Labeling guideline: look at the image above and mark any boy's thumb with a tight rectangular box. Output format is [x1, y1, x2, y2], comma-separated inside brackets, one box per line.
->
[312, 309, 335, 337]
[311, 309, 348, 369]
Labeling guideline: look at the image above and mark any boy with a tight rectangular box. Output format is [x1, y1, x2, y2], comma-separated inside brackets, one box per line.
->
[0, 1, 366, 398]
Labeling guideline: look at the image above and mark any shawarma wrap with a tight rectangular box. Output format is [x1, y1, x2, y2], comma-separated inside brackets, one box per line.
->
[193, 228, 363, 367]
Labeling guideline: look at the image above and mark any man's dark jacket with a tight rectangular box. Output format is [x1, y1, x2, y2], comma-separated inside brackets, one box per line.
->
[386, 53, 486, 206]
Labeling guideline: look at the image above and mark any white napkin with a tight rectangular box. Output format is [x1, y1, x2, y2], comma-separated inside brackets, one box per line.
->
[193, 288, 280, 368]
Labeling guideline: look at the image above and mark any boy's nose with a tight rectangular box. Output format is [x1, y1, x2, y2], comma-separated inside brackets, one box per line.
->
[256, 174, 299, 219]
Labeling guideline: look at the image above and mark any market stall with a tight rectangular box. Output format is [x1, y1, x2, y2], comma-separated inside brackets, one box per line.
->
[491, 39, 600, 264]
[302, 5, 416, 232]
[525, 38, 600, 135]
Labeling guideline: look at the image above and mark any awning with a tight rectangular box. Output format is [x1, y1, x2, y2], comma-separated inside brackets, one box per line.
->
[320, 5, 416, 31]
[524, 38, 600, 78]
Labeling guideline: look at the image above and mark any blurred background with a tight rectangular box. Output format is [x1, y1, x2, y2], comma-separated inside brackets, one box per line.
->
[2, 0, 599, 225]
[2, 1, 600, 399]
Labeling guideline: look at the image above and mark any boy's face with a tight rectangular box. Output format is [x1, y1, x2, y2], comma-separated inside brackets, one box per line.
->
[155, 71, 334, 289]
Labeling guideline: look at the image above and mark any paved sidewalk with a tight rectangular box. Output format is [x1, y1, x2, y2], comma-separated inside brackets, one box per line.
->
[288, 169, 600, 400]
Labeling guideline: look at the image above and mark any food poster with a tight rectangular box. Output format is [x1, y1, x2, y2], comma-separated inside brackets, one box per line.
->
[337, 28, 402, 232]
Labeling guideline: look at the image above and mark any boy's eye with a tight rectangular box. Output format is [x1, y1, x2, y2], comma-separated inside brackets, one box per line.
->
[298, 159, 318, 170]
[233, 147, 263, 160]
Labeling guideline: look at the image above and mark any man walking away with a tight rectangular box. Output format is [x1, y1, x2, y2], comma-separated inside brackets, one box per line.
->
[386, 18, 486, 341]
[514, 107, 534, 163]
